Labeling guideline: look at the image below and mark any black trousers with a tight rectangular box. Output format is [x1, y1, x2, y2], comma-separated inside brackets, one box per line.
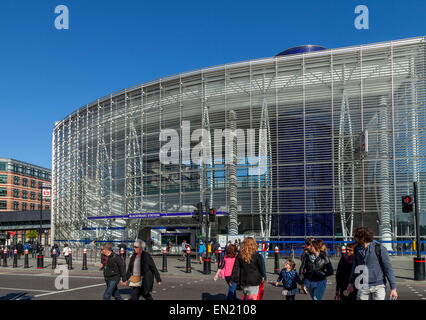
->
[130, 287, 153, 300]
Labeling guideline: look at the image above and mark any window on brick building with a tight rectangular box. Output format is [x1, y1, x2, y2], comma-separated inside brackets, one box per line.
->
[22, 202, 27, 211]
[13, 201, 19, 210]
[0, 187, 6, 197]
[0, 200, 7, 210]
[14, 176, 19, 185]
[0, 175, 7, 184]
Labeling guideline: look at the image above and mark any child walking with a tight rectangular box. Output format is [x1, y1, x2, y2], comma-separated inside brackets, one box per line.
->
[275, 259, 303, 300]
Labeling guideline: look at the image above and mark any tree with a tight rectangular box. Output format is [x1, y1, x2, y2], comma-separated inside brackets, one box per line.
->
[26, 230, 38, 243]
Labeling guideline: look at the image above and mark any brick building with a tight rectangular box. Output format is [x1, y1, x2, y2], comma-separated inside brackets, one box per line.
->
[0, 158, 51, 244]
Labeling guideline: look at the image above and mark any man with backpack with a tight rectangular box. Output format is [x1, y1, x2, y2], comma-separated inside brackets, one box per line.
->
[346, 227, 398, 300]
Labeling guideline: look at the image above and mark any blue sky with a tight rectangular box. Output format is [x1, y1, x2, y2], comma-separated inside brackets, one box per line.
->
[0, 0, 425, 169]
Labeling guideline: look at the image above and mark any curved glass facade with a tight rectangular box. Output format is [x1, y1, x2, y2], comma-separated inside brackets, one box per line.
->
[52, 37, 426, 246]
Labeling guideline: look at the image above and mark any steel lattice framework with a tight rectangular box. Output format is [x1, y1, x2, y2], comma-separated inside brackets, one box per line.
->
[52, 37, 426, 246]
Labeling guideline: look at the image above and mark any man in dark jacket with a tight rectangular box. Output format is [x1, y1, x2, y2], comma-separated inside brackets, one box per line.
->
[99, 243, 126, 300]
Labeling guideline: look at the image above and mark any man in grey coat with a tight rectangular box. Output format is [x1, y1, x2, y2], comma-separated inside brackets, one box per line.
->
[346, 227, 398, 300]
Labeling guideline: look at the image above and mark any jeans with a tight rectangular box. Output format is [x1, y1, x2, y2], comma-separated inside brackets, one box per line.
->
[305, 281, 327, 300]
[225, 277, 237, 300]
[357, 284, 386, 300]
[103, 280, 122, 300]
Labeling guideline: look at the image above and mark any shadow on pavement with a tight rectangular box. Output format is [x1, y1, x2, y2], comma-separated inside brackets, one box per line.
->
[0, 292, 33, 300]
[202, 292, 227, 300]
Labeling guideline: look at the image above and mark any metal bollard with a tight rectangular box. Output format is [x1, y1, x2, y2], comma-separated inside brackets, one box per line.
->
[68, 249, 73, 270]
[24, 249, 29, 268]
[161, 248, 167, 272]
[52, 249, 57, 269]
[274, 246, 280, 274]
[37, 254, 44, 269]
[203, 252, 211, 275]
[185, 248, 191, 273]
[3, 249, 8, 267]
[82, 248, 88, 270]
[13, 249, 18, 268]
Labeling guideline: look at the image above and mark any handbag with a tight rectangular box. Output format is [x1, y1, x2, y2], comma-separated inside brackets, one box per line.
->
[129, 275, 142, 287]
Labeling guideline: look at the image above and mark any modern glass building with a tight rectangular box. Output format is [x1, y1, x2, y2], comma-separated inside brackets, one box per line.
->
[52, 37, 426, 249]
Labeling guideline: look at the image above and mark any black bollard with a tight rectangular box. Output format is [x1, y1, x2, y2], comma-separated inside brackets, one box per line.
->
[37, 254, 44, 269]
[3, 249, 8, 267]
[52, 248, 57, 269]
[13, 249, 18, 268]
[414, 257, 425, 281]
[185, 248, 191, 273]
[162, 248, 167, 272]
[24, 249, 29, 268]
[68, 249, 73, 270]
[203, 253, 211, 275]
[274, 246, 280, 274]
[82, 249, 88, 270]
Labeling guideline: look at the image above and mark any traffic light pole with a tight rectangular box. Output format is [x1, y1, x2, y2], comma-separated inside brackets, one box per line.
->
[414, 182, 421, 259]
[413, 181, 425, 280]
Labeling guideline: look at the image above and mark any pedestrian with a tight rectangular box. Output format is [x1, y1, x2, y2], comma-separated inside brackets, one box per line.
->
[167, 239, 172, 254]
[212, 240, 220, 263]
[180, 239, 188, 261]
[260, 240, 268, 261]
[16, 241, 23, 259]
[198, 241, 206, 264]
[99, 243, 126, 300]
[275, 259, 303, 300]
[346, 227, 398, 300]
[213, 244, 238, 300]
[317, 239, 328, 255]
[207, 240, 213, 257]
[299, 239, 333, 300]
[31, 242, 37, 258]
[62, 243, 71, 266]
[51, 243, 60, 258]
[230, 237, 265, 300]
[335, 243, 357, 301]
[23, 242, 30, 252]
[301, 237, 315, 262]
[123, 240, 162, 300]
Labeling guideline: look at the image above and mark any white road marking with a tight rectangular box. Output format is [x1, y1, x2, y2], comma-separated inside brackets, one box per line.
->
[0, 273, 104, 280]
[171, 286, 175, 288]
[33, 283, 105, 298]
[0, 287, 53, 293]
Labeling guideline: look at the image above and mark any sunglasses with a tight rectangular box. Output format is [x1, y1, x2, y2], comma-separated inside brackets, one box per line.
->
[133, 246, 139, 249]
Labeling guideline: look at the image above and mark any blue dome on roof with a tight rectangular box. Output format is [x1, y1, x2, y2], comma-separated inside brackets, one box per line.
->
[276, 45, 326, 56]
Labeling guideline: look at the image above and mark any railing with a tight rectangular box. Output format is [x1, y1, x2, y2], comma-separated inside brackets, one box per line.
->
[257, 240, 426, 257]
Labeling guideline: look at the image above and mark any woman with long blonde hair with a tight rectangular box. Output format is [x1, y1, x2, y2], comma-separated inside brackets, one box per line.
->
[230, 237, 265, 300]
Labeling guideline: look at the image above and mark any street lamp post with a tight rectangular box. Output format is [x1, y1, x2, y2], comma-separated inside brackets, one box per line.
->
[39, 184, 51, 246]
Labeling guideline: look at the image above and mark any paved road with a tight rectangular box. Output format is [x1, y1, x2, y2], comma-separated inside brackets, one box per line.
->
[0, 255, 425, 300]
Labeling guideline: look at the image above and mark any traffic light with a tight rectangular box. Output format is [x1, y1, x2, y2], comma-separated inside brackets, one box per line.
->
[208, 208, 216, 222]
[193, 202, 203, 223]
[402, 195, 414, 213]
